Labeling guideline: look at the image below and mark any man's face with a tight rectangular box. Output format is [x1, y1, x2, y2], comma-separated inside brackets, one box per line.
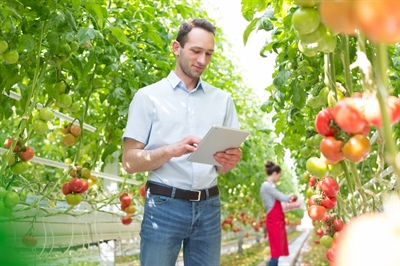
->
[176, 27, 215, 79]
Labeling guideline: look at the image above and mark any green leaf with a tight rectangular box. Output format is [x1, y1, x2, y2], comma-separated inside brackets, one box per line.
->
[77, 28, 96, 45]
[85, 3, 105, 29]
[109, 27, 129, 46]
[243, 18, 259, 46]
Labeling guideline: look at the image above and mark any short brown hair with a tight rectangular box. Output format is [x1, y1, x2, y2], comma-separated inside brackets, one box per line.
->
[176, 18, 216, 47]
[265, 161, 281, 175]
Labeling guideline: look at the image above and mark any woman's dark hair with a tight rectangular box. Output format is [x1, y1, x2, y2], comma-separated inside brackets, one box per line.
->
[176, 18, 216, 48]
[265, 161, 281, 176]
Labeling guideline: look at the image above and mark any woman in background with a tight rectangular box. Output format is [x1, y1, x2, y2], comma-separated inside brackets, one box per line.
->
[260, 161, 298, 266]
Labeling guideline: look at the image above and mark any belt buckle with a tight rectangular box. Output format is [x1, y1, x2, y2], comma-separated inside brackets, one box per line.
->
[190, 190, 201, 201]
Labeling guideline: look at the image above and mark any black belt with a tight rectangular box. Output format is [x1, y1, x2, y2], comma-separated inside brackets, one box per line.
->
[146, 182, 219, 201]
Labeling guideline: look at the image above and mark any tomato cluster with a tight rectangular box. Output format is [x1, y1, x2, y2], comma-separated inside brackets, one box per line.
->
[61, 122, 82, 146]
[119, 192, 136, 225]
[2, 137, 36, 175]
[62, 165, 93, 206]
[32, 107, 54, 135]
[0, 185, 20, 217]
[291, 1, 337, 57]
[316, 94, 400, 164]
[0, 40, 19, 64]
[319, 0, 400, 44]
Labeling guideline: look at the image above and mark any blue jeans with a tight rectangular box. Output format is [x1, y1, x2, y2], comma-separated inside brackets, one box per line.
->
[268, 257, 279, 266]
[139, 191, 222, 266]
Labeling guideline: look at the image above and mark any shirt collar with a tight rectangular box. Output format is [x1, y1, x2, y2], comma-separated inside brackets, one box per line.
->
[167, 71, 205, 93]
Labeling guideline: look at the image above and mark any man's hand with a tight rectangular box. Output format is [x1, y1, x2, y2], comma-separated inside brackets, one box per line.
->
[214, 148, 242, 174]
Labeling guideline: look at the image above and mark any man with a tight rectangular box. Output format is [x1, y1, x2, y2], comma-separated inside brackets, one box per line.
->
[122, 18, 242, 266]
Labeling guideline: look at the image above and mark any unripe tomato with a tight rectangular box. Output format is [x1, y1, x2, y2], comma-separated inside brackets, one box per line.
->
[292, 7, 321, 35]
[342, 134, 371, 163]
[306, 157, 328, 178]
[65, 193, 82, 206]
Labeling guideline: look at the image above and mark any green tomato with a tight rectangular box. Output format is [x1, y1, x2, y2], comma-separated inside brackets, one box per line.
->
[300, 145, 313, 157]
[0, 40, 8, 54]
[298, 41, 318, 57]
[306, 157, 328, 178]
[2, 152, 16, 166]
[32, 119, 49, 135]
[10, 161, 29, 175]
[328, 163, 344, 177]
[299, 24, 327, 45]
[294, 0, 320, 7]
[54, 81, 67, 94]
[291, 7, 321, 35]
[58, 94, 72, 108]
[318, 33, 338, 53]
[38, 107, 54, 121]
[65, 193, 82, 206]
[70, 41, 79, 52]
[312, 134, 324, 148]
[3, 191, 20, 208]
[320, 235, 334, 248]
[0, 201, 5, 214]
[0, 186, 8, 200]
[2, 50, 19, 64]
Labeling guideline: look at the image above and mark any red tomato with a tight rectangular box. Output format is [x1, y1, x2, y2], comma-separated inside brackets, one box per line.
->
[308, 195, 320, 206]
[316, 228, 325, 237]
[364, 95, 400, 127]
[333, 98, 368, 134]
[326, 247, 336, 262]
[120, 195, 132, 207]
[139, 184, 146, 198]
[62, 182, 71, 195]
[122, 216, 132, 225]
[321, 176, 339, 198]
[308, 205, 327, 220]
[342, 134, 371, 163]
[319, 0, 359, 35]
[4, 137, 20, 152]
[315, 108, 336, 137]
[333, 219, 344, 232]
[321, 195, 337, 209]
[320, 136, 344, 163]
[355, 0, 400, 44]
[119, 192, 129, 202]
[19, 146, 35, 161]
[68, 177, 85, 193]
[308, 176, 317, 187]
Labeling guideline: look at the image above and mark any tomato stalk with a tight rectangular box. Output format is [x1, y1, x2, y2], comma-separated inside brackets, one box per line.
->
[340, 35, 352, 96]
[373, 43, 400, 191]
[340, 160, 357, 217]
[349, 162, 368, 212]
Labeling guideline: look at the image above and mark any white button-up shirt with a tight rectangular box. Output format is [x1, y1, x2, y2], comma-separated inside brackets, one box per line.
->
[122, 71, 239, 190]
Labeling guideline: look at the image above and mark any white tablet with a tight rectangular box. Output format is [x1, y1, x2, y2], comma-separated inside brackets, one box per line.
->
[187, 125, 250, 166]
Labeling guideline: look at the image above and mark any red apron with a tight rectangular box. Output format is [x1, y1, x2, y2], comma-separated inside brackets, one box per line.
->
[266, 198, 289, 258]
